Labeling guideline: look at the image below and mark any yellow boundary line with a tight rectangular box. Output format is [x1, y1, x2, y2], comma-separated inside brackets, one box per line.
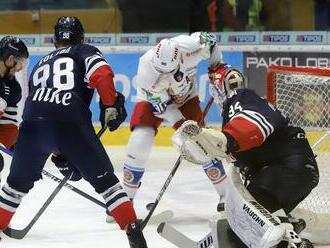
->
[96, 127, 330, 152]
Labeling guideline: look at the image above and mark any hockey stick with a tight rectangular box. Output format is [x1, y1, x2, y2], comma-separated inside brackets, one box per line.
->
[0, 146, 106, 208]
[0, 127, 108, 209]
[141, 97, 214, 229]
[3, 175, 71, 239]
[3, 126, 107, 239]
[157, 222, 214, 248]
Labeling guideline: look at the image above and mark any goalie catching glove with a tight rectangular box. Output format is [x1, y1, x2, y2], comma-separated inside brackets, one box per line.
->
[172, 120, 228, 165]
[99, 91, 127, 131]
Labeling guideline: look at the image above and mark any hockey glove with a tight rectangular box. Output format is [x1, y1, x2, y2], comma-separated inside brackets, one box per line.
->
[151, 99, 173, 115]
[99, 91, 127, 131]
[51, 154, 82, 181]
[173, 120, 228, 164]
[200, 32, 217, 54]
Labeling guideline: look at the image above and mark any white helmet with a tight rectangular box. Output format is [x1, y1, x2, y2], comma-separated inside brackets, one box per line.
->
[152, 39, 180, 73]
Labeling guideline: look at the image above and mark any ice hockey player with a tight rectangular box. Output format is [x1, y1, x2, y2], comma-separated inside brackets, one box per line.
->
[121, 32, 227, 209]
[172, 64, 318, 247]
[0, 17, 147, 247]
[0, 36, 28, 182]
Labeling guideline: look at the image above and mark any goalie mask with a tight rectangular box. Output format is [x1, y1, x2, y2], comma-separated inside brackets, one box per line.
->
[209, 64, 245, 106]
[152, 39, 181, 74]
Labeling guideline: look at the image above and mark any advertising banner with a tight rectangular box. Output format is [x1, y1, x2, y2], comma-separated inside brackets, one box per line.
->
[260, 32, 293, 45]
[116, 33, 154, 46]
[294, 31, 327, 45]
[0, 34, 40, 47]
[26, 51, 243, 124]
[84, 33, 116, 46]
[260, 31, 327, 45]
[243, 51, 330, 96]
[41, 33, 116, 46]
[221, 32, 259, 45]
[18, 31, 330, 47]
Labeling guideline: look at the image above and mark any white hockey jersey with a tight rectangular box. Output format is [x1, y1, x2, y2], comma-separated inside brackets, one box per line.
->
[135, 33, 223, 106]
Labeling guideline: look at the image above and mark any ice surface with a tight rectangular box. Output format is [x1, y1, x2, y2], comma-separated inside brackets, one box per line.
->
[1, 147, 219, 248]
[1, 147, 328, 248]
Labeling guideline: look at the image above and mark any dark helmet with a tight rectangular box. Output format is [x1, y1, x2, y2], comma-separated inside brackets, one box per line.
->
[54, 16, 85, 44]
[0, 36, 29, 61]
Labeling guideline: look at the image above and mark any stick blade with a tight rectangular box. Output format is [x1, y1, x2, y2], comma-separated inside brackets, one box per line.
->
[157, 222, 201, 248]
[3, 227, 27, 240]
[147, 210, 174, 224]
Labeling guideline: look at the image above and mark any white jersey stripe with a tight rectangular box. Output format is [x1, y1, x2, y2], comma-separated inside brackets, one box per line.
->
[5, 107, 18, 112]
[0, 202, 16, 212]
[0, 119, 18, 126]
[85, 61, 108, 81]
[243, 110, 274, 137]
[248, 110, 275, 134]
[85, 54, 103, 70]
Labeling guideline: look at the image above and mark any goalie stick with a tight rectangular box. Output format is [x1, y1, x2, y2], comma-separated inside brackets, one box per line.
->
[141, 97, 214, 230]
[3, 126, 107, 239]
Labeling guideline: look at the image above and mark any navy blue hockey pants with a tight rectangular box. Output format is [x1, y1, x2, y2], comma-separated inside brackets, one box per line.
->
[247, 153, 319, 213]
[7, 120, 119, 194]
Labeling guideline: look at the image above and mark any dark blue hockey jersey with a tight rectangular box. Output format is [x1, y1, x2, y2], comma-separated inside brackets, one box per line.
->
[222, 89, 308, 166]
[23, 44, 116, 124]
[0, 78, 22, 126]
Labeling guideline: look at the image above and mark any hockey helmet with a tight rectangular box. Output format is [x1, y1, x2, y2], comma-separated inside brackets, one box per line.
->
[209, 64, 245, 104]
[152, 39, 181, 74]
[54, 16, 85, 44]
[0, 36, 29, 61]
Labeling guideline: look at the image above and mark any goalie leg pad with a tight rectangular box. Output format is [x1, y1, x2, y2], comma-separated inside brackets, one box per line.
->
[225, 167, 287, 247]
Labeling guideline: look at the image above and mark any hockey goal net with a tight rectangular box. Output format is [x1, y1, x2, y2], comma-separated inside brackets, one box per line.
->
[266, 65, 330, 244]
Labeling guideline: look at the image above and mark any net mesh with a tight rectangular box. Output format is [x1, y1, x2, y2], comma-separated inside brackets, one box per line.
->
[274, 73, 330, 131]
[267, 66, 330, 215]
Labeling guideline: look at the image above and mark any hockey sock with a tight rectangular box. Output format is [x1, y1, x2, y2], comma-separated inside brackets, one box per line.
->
[100, 182, 134, 229]
[123, 126, 154, 199]
[0, 183, 26, 230]
[111, 200, 137, 230]
[0, 208, 14, 230]
[203, 160, 227, 201]
[123, 164, 144, 199]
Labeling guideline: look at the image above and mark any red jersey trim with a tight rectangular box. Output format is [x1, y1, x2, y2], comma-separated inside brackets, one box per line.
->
[223, 115, 264, 151]
[88, 65, 116, 106]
